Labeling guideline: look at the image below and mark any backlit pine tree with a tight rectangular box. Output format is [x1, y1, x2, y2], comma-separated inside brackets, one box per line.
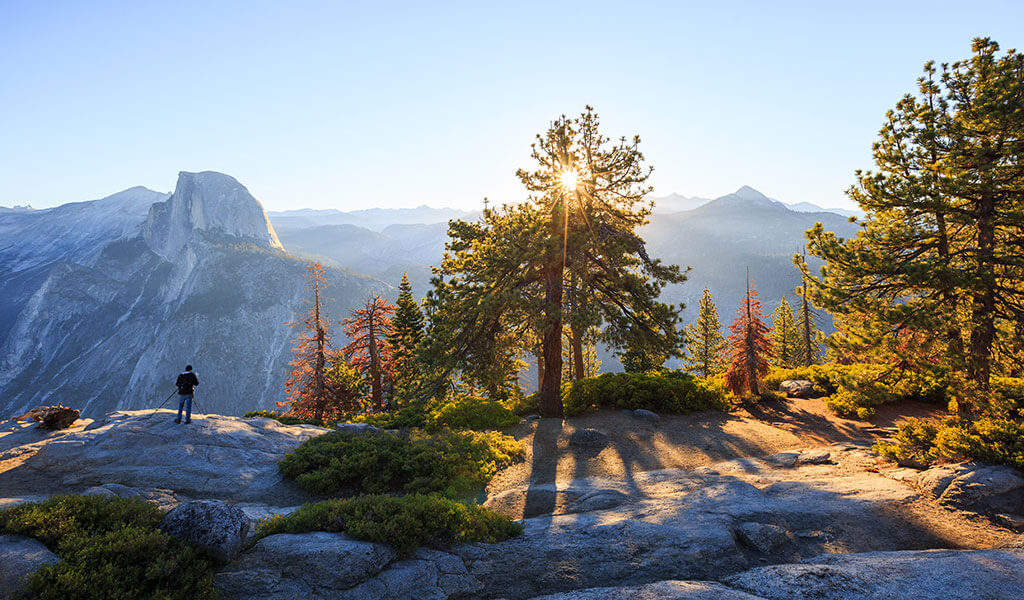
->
[683, 286, 726, 377]
[770, 297, 803, 368]
[725, 277, 772, 397]
[342, 295, 396, 411]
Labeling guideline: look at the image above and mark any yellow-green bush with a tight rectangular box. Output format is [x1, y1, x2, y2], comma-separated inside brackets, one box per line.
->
[875, 416, 1024, 469]
[560, 370, 729, 417]
[762, 364, 843, 395]
[425, 395, 520, 431]
[0, 495, 218, 600]
[351, 403, 428, 429]
[278, 428, 524, 498]
[243, 410, 327, 427]
[255, 494, 522, 553]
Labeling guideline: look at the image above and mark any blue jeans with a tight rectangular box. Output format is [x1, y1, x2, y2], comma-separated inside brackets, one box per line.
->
[176, 394, 193, 422]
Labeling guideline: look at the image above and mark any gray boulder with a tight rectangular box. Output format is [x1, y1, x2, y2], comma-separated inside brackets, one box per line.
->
[569, 428, 609, 450]
[724, 548, 1024, 600]
[632, 409, 661, 423]
[0, 535, 60, 600]
[216, 532, 397, 599]
[160, 500, 250, 563]
[735, 522, 790, 553]
[913, 462, 1024, 515]
[778, 380, 818, 398]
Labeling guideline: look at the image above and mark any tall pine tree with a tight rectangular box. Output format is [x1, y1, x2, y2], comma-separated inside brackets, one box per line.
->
[389, 273, 425, 403]
[770, 297, 802, 368]
[683, 287, 726, 377]
[725, 277, 772, 396]
[800, 39, 1024, 403]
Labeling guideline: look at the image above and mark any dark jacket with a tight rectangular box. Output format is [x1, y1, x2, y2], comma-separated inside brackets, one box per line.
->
[176, 372, 199, 395]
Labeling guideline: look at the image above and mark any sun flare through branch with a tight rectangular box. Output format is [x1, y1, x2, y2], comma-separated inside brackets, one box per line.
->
[559, 168, 579, 191]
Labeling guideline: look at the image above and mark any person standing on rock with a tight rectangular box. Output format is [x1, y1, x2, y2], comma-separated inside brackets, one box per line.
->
[174, 365, 199, 424]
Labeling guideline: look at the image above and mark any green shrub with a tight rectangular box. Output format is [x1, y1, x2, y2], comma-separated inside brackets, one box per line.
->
[875, 416, 1024, 470]
[0, 495, 218, 600]
[560, 370, 729, 417]
[243, 410, 326, 427]
[990, 377, 1024, 415]
[351, 403, 428, 429]
[278, 428, 525, 497]
[503, 392, 540, 416]
[255, 494, 522, 553]
[426, 396, 520, 431]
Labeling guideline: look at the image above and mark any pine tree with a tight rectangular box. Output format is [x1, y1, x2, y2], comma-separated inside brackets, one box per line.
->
[800, 39, 1024, 402]
[342, 295, 396, 411]
[425, 108, 686, 416]
[389, 273, 425, 403]
[725, 277, 772, 397]
[281, 263, 356, 422]
[795, 264, 824, 366]
[683, 286, 726, 377]
[770, 297, 802, 368]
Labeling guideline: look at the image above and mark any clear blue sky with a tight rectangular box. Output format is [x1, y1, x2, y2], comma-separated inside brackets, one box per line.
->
[2, 1, 1022, 211]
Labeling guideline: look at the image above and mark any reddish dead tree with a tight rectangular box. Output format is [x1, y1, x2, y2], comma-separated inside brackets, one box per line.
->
[725, 276, 772, 397]
[342, 295, 396, 411]
[281, 262, 335, 421]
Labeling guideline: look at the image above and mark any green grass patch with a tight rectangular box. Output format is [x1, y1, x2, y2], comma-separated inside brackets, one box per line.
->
[255, 494, 522, 553]
[0, 495, 218, 600]
[560, 370, 729, 417]
[278, 428, 525, 497]
[243, 409, 327, 427]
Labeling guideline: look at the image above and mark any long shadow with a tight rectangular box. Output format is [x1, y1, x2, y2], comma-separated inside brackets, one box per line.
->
[521, 417, 563, 519]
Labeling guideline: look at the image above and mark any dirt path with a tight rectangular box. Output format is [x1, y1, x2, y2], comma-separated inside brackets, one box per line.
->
[488, 395, 938, 495]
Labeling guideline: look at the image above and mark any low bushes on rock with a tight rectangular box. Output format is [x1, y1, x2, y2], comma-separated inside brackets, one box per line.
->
[874, 416, 1024, 470]
[255, 494, 522, 553]
[0, 494, 218, 600]
[425, 396, 519, 431]
[351, 403, 428, 429]
[278, 428, 525, 497]
[561, 370, 729, 417]
[243, 409, 326, 427]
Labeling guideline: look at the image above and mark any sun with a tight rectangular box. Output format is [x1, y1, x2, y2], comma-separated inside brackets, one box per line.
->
[559, 168, 579, 191]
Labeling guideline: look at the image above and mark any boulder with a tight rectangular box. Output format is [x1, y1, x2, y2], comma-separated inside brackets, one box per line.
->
[765, 452, 799, 468]
[569, 428, 608, 450]
[632, 409, 661, 423]
[0, 535, 60, 600]
[724, 548, 1024, 600]
[160, 500, 250, 563]
[524, 580, 766, 599]
[938, 464, 1024, 514]
[216, 532, 397, 599]
[797, 450, 832, 465]
[735, 522, 790, 553]
[778, 380, 817, 398]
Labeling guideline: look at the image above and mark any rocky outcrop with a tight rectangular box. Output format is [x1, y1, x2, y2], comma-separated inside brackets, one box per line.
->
[524, 581, 765, 599]
[0, 411, 327, 504]
[0, 535, 60, 600]
[160, 500, 250, 563]
[723, 548, 1024, 600]
[904, 462, 1024, 517]
[143, 171, 283, 260]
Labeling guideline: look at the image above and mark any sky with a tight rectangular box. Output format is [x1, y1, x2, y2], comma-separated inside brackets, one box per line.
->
[2, 1, 1022, 212]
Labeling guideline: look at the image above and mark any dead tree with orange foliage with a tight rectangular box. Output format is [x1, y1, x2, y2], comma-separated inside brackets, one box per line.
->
[280, 263, 360, 422]
[342, 295, 396, 411]
[725, 272, 772, 397]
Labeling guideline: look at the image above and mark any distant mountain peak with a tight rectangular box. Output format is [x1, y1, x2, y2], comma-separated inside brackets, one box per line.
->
[143, 171, 283, 259]
[733, 185, 769, 201]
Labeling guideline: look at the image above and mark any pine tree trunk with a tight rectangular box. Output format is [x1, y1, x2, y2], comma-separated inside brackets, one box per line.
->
[969, 192, 996, 393]
[536, 351, 544, 392]
[313, 278, 326, 422]
[369, 320, 382, 411]
[540, 205, 565, 418]
[801, 278, 813, 367]
[571, 324, 585, 380]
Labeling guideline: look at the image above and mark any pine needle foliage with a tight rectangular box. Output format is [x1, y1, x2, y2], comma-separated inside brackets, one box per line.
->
[683, 287, 726, 377]
[725, 281, 772, 397]
[771, 297, 803, 368]
[390, 273, 426, 403]
[343, 295, 397, 410]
